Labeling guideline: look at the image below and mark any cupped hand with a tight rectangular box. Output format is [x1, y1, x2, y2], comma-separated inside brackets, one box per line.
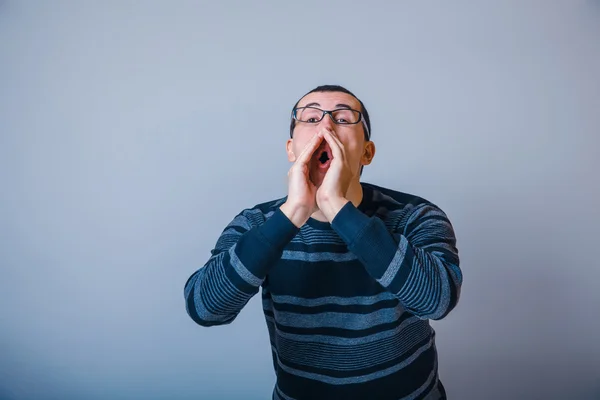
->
[281, 131, 324, 227]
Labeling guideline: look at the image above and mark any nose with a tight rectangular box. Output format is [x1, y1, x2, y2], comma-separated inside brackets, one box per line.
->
[318, 112, 336, 131]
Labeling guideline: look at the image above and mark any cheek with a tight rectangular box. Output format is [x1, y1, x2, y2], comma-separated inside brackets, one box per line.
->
[340, 139, 361, 159]
[342, 141, 367, 171]
[289, 139, 309, 160]
[295, 139, 311, 153]
[293, 129, 320, 151]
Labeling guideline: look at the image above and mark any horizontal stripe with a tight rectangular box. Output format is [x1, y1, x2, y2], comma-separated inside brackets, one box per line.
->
[265, 314, 422, 345]
[220, 225, 246, 237]
[272, 298, 399, 315]
[291, 229, 344, 242]
[274, 335, 438, 400]
[276, 334, 433, 378]
[272, 316, 413, 339]
[281, 250, 358, 262]
[263, 298, 274, 312]
[273, 335, 434, 385]
[399, 356, 438, 400]
[273, 306, 404, 330]
[274, 385, 296, 400]
[271, 292, 397, 307]
[227, 217, 253, 232]
[275, 322, 431, 370]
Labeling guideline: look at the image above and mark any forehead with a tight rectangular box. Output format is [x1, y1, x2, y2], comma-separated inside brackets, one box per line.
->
[298, 91, 361, 110]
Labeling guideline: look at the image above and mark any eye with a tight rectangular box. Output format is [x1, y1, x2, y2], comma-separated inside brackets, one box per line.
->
[307, 118, 319, 123]
[332, 109, 356, 124]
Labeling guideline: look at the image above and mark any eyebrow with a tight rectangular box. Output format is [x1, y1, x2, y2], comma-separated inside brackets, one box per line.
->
[301, 102, 354, 109]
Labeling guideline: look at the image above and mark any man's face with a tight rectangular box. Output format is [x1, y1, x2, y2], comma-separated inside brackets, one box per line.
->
[286, 91, 375, 187]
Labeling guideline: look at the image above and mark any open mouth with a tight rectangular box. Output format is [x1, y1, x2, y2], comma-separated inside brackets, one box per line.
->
[309, 147, 332, 185]
[318, 151, 330, 164]
[314, 147, 332, 170]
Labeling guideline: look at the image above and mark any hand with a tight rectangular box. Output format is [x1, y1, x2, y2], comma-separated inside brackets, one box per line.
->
[280, 131, 324, 227]
[316, 129, 354, 219]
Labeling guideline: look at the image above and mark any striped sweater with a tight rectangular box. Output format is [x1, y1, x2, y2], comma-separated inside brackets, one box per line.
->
[184, 182, 462, 400]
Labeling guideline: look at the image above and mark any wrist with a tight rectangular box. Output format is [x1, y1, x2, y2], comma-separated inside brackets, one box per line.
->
[320, 196, 350, 222]
[280, 201, 311, 228]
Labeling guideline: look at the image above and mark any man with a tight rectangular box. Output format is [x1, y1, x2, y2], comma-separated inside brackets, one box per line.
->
[184, 85, 462, 399]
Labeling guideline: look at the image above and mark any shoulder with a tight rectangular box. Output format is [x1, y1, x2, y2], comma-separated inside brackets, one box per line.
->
[362, 181, 444, 212]
[361, 181, 452, 226]
[231, 195, 287, 228]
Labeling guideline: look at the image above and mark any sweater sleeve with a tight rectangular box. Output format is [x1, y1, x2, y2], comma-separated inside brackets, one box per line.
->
[331, 201, 462, 320]
[184, 207, 299, 327]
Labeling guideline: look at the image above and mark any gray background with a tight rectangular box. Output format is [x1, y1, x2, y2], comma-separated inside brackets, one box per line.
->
[1, 1, 599, 399]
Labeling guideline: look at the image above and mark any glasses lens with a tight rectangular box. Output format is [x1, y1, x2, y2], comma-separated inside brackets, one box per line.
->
[295, 107, 323, 123]
[332, 109, 360, 124]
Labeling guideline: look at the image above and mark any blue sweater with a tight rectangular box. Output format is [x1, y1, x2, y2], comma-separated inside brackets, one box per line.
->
[184, 182, 462, 400]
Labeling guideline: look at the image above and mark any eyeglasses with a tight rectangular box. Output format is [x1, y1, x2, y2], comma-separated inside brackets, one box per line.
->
[292, 106, 370, 139]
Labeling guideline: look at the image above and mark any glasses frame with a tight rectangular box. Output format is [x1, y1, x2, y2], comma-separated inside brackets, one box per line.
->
[291, 106, 370, 140]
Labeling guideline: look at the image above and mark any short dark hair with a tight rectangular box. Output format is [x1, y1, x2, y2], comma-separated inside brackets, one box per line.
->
[289, 84, 371, 142]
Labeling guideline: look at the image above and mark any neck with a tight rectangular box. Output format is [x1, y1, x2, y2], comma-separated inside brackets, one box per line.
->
[310, 180, 363, 222]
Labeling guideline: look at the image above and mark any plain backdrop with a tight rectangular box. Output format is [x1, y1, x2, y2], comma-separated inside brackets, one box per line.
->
[1, 1, 599, 399]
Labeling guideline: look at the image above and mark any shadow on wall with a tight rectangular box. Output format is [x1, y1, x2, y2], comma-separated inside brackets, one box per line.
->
[442, 260, 600, 399]
[588, 387, 600, 400]
[0, 388, 14, 400]
[438, 189, 600, 400]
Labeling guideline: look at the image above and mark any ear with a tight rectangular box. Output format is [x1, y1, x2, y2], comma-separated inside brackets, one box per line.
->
[286, 138, 296, 162]
[361, 141, 376, 166]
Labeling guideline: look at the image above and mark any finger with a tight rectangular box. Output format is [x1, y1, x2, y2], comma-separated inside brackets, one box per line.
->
[295, 132, 324, 165]
[321, 128, 343, 150]
[321, 129, 345, 160]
